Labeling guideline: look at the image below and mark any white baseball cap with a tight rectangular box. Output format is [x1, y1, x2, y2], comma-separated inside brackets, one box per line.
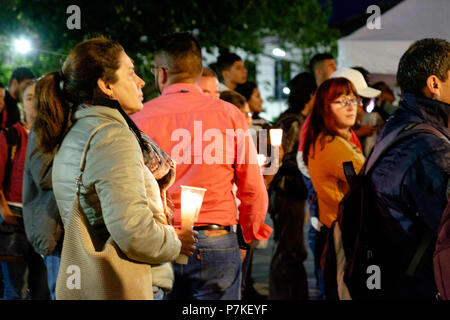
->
[330, 67, 381, 98]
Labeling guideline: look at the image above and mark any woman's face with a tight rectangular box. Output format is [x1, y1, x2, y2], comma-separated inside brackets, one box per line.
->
[110, 52, 145, 115]
[22, 84, 36, 127]
[329, 93, 359, 130]
[248, 87, 263, 113]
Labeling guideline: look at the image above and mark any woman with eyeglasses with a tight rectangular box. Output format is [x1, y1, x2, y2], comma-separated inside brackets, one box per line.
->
[303, 77, 365, 234]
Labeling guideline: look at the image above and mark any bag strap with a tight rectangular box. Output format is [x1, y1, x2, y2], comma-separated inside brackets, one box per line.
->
[364, 122, 449, 175]
[76, 122, 115, 194]
[405, 229, 434, 277]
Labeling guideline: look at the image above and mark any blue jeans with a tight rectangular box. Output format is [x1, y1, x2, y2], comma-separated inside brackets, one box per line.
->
[301, 174, 324, 300]
[167, 229, 242, 300]
[0, 207, 50, 300]
[43, 245, 61, 300]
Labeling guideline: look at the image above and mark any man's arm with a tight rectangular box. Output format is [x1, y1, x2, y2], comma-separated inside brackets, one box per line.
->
[233, 116, 272, 244]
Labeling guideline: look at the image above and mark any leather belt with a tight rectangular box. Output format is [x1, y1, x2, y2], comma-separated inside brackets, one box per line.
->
[193, 224, 231, 231]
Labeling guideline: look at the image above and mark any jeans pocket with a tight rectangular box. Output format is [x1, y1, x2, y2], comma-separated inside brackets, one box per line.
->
[199, 247, 239, 291]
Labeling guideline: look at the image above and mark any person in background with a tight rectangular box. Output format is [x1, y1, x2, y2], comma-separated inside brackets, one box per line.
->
[268, 72, 316, 300]
[0, 79, 50, 300]
[235, 81, 268, 132]
[0, 67, 35, 128]
[330, 68, 381, 156]
[215, 52, 248, 92]
[372, 81, 398, 120]
[198, 67, 220, 99]
[132, 32, 271, 300]
[303, 78, 366, 297]
[369, 38, 450, 299]
[309, 53, 337, 87]
[219, 90, 252, 126]
[21, 79, 63, 300]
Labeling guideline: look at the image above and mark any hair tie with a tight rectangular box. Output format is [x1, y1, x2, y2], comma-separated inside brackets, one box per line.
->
[57, 69, 65, 91]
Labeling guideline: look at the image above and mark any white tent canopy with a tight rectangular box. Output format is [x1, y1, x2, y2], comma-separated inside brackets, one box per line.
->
[338, 0, 450, 75]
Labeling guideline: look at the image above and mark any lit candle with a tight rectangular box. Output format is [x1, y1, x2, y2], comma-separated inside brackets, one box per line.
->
[270, 129, 283, 147]
[257, 154, 267, 168]
[176, 185, 206, 264]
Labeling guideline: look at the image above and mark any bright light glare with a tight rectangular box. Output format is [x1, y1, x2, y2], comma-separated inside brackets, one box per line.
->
[282, 87, 290, 95]
[272, 48, 286, 57]
[366, 98, 375, 113]
[13, 38, 32, 54]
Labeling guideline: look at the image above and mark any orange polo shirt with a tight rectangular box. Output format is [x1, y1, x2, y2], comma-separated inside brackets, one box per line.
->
[131, 83, 272, 243]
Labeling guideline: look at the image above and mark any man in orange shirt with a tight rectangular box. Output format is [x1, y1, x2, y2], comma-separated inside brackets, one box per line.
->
[132, 33, 271, 300]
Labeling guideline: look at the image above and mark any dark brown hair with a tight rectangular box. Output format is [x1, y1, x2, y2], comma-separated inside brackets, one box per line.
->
[34, 37, 124, 154]
[220, 90, 246, 110]
[303, 77, 357, 165]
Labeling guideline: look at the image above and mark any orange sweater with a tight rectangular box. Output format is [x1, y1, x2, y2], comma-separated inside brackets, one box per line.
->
[308, 133, 365, 228]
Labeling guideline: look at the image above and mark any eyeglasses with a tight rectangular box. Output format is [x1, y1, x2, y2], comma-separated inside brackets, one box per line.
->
[331, 98, 362, 108]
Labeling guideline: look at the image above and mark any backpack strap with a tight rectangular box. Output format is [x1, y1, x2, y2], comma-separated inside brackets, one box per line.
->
[364, 123, 449, 175]
[405, 229, 434, 277]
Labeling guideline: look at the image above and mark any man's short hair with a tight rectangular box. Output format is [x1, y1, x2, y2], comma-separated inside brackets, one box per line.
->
[397, 38, 450, 95]
[216, 52, 242, 75]
[155, 32, 202, 79]
[10, 67, 35, 84]
[309, 53, 334, 73]
[0, 82, 4, 89]
[201, 67, 218, 78]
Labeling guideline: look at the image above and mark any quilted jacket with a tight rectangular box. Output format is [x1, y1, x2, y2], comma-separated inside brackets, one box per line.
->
[52, 105, 181, 289]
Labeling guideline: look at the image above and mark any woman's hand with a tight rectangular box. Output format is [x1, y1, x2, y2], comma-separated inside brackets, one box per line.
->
[175, 228, 199, 256]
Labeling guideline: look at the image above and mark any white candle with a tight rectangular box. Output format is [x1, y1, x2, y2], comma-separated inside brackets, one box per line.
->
[176, 185, 206, 264]
[257, 154, 267, 168]
[270, 129, 283, 147]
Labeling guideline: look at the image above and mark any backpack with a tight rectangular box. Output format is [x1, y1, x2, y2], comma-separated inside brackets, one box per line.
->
[434, 201, 450, 300]
[321, 122, 448, 300]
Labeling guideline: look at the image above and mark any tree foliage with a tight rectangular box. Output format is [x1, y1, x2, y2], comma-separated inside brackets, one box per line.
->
[0, 0, 339, 93]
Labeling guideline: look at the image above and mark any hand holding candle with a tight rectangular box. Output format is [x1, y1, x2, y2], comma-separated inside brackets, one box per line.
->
[176, 185, 206, 264]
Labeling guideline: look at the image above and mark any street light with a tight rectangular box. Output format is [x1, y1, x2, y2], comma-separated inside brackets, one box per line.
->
[272, 48, 286, 57]
[13, 38, 32, 55]
[282, 87, 290, 95]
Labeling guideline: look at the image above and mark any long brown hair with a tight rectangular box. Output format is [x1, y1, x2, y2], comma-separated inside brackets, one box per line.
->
[303, 77, 357, 165]
[34, 37, 124, 154]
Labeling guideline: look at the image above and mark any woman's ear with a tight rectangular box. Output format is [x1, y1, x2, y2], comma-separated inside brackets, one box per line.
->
[97, 78, 113, 98]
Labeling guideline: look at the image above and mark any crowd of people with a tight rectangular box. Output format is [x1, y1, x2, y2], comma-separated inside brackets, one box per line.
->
[0, 32, 448, 300]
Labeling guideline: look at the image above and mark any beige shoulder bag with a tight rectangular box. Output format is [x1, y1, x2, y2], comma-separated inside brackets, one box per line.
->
[55, 122, 153, 300]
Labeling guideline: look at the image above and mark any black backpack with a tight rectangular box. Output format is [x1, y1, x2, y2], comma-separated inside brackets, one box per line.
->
[321, 122, 448, 300]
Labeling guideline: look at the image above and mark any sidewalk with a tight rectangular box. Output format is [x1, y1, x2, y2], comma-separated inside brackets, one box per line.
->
[251, 212, 320, 300]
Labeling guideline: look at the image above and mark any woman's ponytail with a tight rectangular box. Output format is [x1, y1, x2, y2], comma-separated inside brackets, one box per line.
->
[34, 71, 72, 155]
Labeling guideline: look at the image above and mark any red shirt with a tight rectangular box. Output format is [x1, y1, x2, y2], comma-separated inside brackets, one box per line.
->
[0, 123, 28, 203]
[131, 83, 272, 243]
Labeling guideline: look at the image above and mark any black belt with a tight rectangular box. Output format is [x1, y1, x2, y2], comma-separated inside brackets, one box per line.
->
[193, 224, 231, 231]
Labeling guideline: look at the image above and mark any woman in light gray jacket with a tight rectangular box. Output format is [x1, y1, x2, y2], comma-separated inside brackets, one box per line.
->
[33, 37, 197, 299]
